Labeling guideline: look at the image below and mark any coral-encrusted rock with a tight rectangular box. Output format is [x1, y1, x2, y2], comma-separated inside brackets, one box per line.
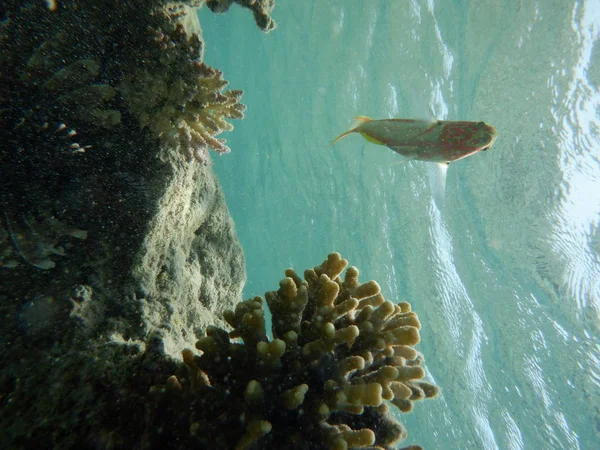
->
[205, 0, 277, 32]
[154, 253, 439, 450]
[0, 1, 246, 448]
[119, 23, 246, 164]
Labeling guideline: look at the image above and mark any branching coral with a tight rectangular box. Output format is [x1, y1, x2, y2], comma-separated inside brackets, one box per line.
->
[205, 0, 277, 32]
[154, 253, 438, 449]
[119, 23, 246, 164]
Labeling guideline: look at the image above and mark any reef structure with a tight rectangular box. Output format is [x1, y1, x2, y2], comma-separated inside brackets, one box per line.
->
[205, 0, 277, 32]
[153, 253, 439, 450]
[1, 1, 275, 448]
[118, 21, 246, 164]
[0, 0, 251, 275]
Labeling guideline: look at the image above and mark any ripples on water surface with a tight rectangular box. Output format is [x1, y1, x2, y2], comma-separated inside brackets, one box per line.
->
[204, 1, 600, 448]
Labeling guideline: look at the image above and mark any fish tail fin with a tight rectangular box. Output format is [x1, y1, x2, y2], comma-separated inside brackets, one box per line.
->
[327, 116, 372, 148]
[328, 129, 356, 147]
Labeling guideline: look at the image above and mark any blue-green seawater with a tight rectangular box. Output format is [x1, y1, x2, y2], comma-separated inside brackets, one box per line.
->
[200, 1, 600, 449]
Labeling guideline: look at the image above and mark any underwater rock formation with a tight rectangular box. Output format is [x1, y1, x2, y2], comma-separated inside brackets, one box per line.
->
[0, 0, 247, 339]
[152, 253, 439, 450]
[206, 0, 277, 32]
[0, 213, 87, 270]
[0, 0, 274, 271]
[0, 0, 259, 447]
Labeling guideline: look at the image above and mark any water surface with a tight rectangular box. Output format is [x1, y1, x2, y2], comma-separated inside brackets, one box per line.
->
[203, 1, 600, 448]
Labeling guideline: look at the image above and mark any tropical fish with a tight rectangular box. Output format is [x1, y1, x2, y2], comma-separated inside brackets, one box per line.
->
[329, 116, 498, 206]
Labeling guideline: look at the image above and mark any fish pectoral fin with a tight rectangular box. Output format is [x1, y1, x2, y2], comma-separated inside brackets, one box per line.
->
[411, 105, 438, 125]
[427, 162, 449, 209]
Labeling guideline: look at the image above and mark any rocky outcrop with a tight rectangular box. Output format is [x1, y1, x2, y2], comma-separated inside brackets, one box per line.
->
[0, 1, 247, 447]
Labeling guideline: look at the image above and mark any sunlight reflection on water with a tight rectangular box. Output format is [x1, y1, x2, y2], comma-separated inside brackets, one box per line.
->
[205, 1, 600, 448]
[548, 0, 600, 319]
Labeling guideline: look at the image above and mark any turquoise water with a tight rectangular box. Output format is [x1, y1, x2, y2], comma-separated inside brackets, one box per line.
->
[201, 1, 600, 449]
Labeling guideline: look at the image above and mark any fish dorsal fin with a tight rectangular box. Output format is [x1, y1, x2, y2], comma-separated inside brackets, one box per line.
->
[352, 116, 372, 127]
[427, 162, 449, 209]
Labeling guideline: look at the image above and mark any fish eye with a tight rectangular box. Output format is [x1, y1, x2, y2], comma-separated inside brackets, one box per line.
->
[478, 121, 485, 127]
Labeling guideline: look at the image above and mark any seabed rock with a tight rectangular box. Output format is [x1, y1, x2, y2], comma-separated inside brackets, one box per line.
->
[0, 1, 249, 448]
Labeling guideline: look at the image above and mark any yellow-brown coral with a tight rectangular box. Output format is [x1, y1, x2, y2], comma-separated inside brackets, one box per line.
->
[119, 24, 245, 164]
[155, 253, 439, 449]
